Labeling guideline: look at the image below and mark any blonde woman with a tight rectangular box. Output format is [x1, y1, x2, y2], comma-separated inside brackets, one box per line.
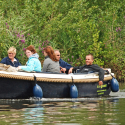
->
[0, 46, 21, 67]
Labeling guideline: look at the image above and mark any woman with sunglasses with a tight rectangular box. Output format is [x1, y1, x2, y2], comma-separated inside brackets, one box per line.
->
[0, 46, 21, 67]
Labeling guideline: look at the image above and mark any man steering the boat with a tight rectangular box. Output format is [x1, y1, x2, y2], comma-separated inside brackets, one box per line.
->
[68, 54, 104, 86]
[55, 50, 72, 74]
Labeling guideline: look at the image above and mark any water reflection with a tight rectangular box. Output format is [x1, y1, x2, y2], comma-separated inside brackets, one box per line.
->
[0, 83, 125, 124]
[23, 101, 44, 124]
[0, 98, 123, 125]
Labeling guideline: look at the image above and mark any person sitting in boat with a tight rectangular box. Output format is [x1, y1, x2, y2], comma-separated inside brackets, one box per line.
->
[68, 54, 104, 86]
[54, 50, 72, 74]
[17, 45, 41, 72]
[42, 46, 60, 73]
[0, 46, 21, 67]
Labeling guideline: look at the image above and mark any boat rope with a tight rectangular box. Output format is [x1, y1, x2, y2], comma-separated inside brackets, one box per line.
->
[0, 72, 112, 83]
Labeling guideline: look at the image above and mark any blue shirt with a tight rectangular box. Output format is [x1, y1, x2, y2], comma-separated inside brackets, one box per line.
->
[0, 56, 21, 67]
[59, 58, 72, 71]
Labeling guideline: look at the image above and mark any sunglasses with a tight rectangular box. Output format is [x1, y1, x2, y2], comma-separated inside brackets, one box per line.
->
[8, 53, 14, 55]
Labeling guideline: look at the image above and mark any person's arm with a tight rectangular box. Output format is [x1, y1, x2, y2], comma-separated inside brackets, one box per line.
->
[98, 67, 104, 82]
[63, 62, 72, 70]
[91, 64, 104, 85]
[59, 59, 72, 70]
[68, 67, 74, 74]
[19, 59, 35, 72]
[60, 67, 67, 73]
[68, 65, 86, 74]
[99, 81, 103, 86]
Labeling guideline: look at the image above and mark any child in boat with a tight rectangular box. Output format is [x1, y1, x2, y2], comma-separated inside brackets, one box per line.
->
[42, 46, 60, 73]
[17, 45, 41, 72]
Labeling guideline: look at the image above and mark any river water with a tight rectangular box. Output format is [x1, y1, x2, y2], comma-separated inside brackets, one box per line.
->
[0, 83, 125, 125]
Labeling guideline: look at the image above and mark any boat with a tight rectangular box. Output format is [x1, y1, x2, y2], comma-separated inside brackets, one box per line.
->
[0, 68, 119, 99]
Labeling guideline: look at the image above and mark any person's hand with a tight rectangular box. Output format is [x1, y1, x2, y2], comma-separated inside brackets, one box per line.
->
[60, 67, 66, 73]
[68, 67, 73, 74]
[99, 81, 103, 86]
[16, 66, 21, 71]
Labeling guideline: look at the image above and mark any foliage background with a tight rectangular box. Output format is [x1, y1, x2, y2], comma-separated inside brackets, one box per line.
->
[0, 0, 125, 80]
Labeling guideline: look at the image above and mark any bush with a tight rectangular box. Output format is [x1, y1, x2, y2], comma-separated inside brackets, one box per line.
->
[0, 0, 125, 80]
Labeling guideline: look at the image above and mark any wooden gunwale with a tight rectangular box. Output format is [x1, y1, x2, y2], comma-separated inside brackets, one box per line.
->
[0, 71, 112, 83]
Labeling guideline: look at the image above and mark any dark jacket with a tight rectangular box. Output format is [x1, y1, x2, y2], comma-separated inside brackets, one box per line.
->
[73, 64, 104, 81]
[59, 58, 72, 71]
[0, 56, 21, 67]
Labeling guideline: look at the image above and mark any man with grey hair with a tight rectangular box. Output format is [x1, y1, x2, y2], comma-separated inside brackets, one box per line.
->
[54, 50, 72, 73]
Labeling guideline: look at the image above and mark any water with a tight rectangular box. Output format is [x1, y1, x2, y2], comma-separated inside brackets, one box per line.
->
[0, 83, 125, 125]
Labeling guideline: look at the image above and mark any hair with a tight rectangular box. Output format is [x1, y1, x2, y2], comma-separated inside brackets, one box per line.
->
[26, 45, 36, 54]
[54, 49, 60, 53]
[44, 46, 58, 61]
[8, 46, 16, 54]
[86, 54, 94, 60]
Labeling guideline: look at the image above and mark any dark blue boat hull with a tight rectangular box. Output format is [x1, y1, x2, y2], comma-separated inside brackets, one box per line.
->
[0, 77, 111, 99]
